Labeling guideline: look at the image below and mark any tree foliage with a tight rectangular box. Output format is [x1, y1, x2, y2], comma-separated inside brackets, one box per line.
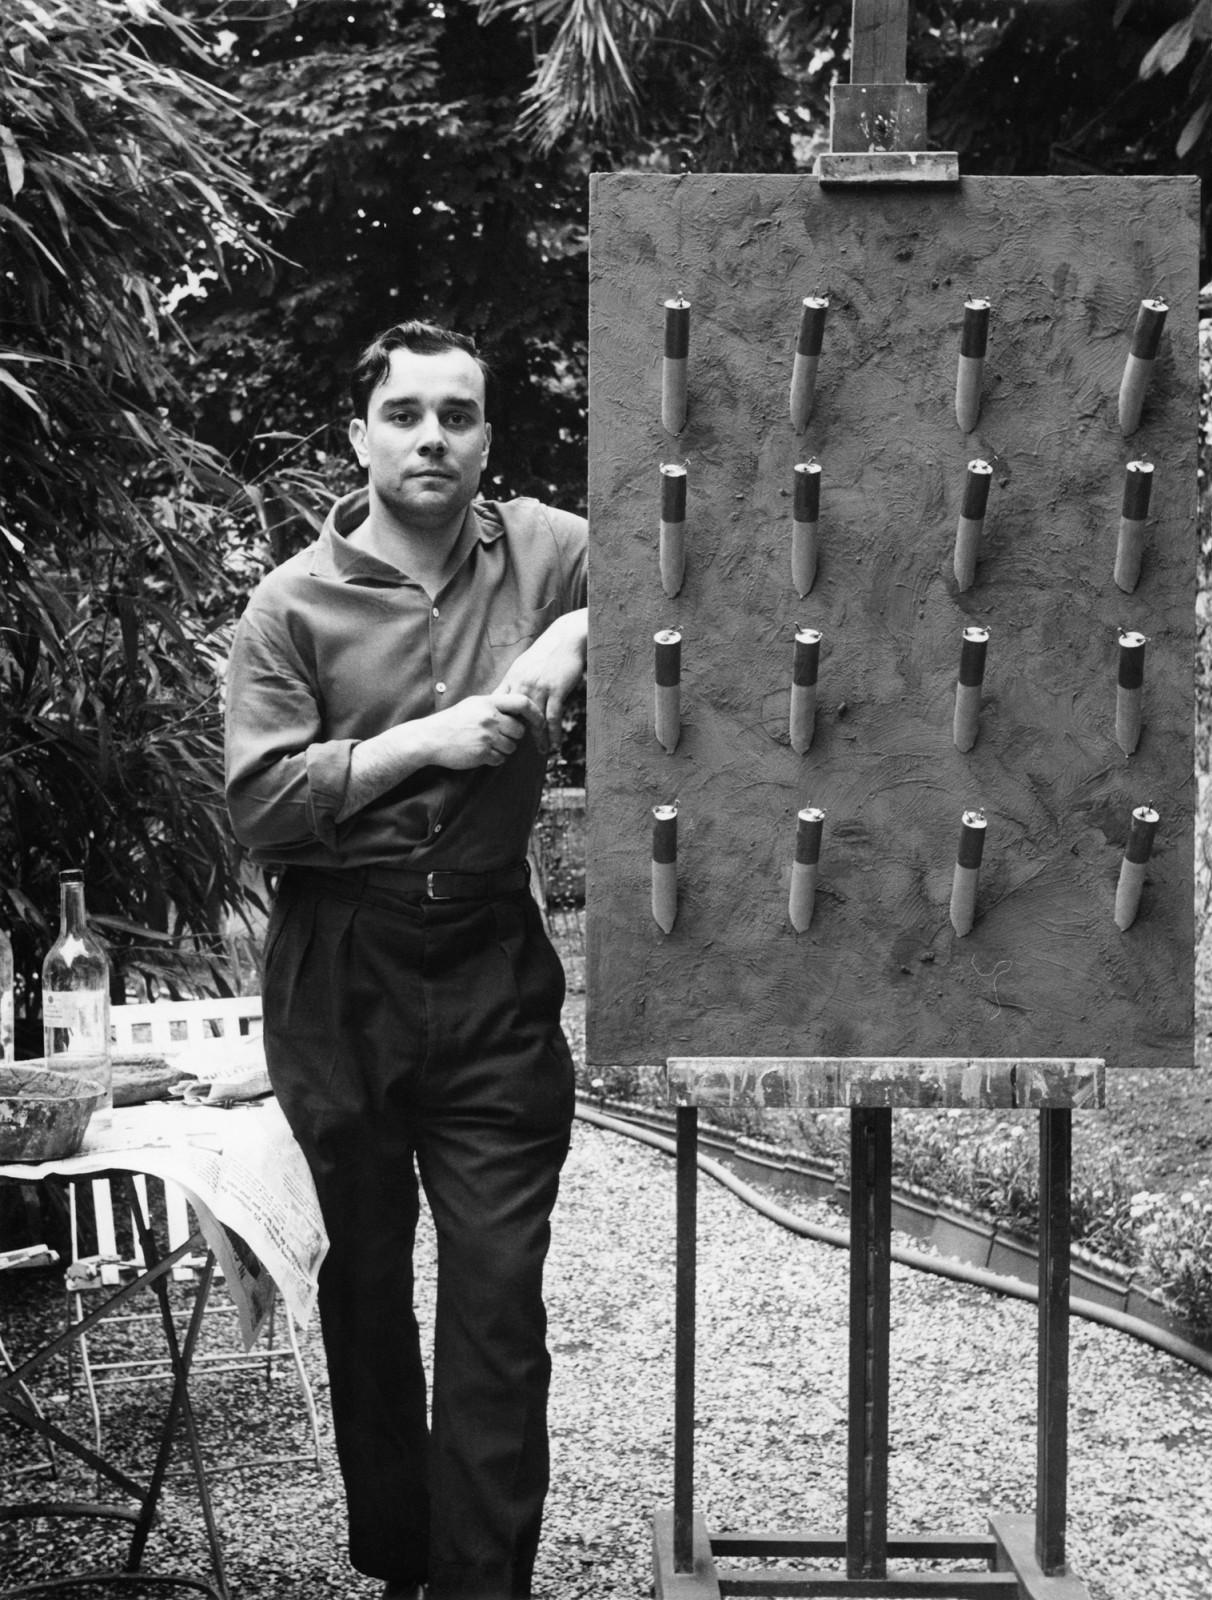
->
[0, 0, 276, 1023]
[479, 1, 1212, 266]
[172, 0, 590, 529]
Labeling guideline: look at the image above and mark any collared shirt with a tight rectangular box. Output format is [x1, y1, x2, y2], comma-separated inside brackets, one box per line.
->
[224, 488, 587, 872]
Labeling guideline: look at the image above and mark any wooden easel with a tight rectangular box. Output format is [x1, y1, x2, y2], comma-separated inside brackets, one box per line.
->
[651, 7, 1100, 1596]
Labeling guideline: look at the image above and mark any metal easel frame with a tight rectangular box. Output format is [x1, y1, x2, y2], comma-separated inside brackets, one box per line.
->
[654, 1071, 1098, 1600]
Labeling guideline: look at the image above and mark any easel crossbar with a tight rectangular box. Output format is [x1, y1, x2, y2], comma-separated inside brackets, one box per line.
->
[713, 1573, 1019, 1597]
[713, 1535, 1001, 1561]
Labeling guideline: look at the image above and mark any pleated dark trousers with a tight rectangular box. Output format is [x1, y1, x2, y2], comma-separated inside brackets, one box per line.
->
[261, 867, 574, 1599]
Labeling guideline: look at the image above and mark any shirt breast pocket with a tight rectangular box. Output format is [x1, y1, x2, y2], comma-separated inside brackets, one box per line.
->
[488, 598, 558, 671]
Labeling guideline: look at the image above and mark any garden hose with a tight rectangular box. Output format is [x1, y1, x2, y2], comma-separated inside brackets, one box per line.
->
[575, 1103, 1212, 1380]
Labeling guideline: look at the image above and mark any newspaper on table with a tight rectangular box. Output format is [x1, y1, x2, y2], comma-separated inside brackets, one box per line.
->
[166, 1032, 272, 1106]
[0, 1098, 327, 1348]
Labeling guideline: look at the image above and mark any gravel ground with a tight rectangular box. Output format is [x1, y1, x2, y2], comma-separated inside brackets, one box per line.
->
[3, 1116, 1212, 1599]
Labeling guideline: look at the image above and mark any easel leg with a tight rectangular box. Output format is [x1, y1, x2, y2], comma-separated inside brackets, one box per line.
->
[1037, 1107, 1071, 1574]
[846, 1107, 891, 1581]
[674, 1104, 698, 1574]
[990, 1108, 1092, 1598]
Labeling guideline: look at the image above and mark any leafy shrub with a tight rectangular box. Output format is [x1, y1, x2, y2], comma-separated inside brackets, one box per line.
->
[1068, 1175, 1141, 1266]
[1134, 1181, 1212, 1337]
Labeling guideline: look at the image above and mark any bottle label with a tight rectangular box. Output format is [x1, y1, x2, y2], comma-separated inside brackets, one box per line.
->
[43, 990, 108, 1053]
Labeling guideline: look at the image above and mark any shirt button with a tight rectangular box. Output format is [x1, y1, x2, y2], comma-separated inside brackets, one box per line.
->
[432, 606, 440, 618]
[435, 680, 447, 694]
[433, 823, 443, 834]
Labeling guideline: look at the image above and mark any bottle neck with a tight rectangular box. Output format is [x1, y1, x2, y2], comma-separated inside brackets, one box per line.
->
[59, 878, 87, 938]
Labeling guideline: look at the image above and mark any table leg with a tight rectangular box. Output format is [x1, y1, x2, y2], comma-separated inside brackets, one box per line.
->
[122, 1177, 230, 1600]
[846, 1106, 891, 1581]
[0, 1179, 229, 1600]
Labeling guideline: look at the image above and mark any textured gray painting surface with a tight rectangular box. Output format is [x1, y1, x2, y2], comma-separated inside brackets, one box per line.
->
[587, 173, 1197, 1071]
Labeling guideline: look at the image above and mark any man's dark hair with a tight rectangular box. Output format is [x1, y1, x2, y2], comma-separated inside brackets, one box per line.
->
[349, 320, 492, 419]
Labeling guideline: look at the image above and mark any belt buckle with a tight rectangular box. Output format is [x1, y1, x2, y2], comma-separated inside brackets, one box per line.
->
[426, 871, 452, 901]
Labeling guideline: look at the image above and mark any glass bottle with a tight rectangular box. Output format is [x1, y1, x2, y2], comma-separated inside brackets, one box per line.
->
[0, 928, 13, 1060]
[42, 870, 111, 1125]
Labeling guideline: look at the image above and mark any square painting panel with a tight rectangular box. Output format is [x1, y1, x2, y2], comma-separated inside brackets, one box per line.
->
[586, 173, 1197, 1072]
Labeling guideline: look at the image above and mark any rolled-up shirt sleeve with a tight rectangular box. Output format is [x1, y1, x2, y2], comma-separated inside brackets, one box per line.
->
[225, 610, 355, 853]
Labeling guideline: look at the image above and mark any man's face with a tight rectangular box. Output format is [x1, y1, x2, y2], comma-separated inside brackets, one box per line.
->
[349, 345, 491, 532]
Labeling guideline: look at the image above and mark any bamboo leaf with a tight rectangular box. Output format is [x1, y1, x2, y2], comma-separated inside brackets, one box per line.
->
[1177, 96, 1212, 155]
[0, 365, 48, 423]
[0, 124, 25, 197]
[1141, 15, 1196, 78]
[91, 914, 177, 942]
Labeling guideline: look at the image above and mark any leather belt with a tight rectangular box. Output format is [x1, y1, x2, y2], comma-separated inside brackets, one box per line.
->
[291, 863, 530, 903]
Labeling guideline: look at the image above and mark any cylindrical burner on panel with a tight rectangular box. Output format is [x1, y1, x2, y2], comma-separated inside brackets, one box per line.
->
[949, 808, 987, 937]
[790, 627, 821, 754]
[953, 625, 989, 752]
[1119, 299, 1168, 437]
[953, 459, 993, 592]
[1116, 630, 1147, 756]
[789, 296, 828, 433]
[1115, 460, 1154, 594]
[792, 460, 822, 597]
[654, 629, 682, 754]
[1114, 804, 1159, 931]
[662, 297, 690, 436]
[955, 297, 990, 434]
[789, 806, 825, 933]
[651, 804, 679, 934]
[659, 462, 688, 596]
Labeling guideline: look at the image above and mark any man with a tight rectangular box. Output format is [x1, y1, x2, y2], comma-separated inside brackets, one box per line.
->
[224, 321, 587, 1600]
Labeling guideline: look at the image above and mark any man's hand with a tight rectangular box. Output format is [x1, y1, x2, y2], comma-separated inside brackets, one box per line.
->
[497, 608, 588, 755]
[429, 688, 543, 769]
[335, 688, 544, 822]
[335, 611, 586, 825]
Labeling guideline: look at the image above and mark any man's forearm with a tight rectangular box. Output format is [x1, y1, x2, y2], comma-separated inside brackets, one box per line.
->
[498, 607, 588, 752]
[335, 689, 541, 824]
[336, 720, 441, 824]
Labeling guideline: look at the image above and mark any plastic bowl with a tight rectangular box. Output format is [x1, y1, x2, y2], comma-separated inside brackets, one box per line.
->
[0, 1065, 107, 1163]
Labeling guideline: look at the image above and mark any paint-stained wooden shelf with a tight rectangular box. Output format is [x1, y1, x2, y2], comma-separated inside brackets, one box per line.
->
[665, 1057, 1105, 1110]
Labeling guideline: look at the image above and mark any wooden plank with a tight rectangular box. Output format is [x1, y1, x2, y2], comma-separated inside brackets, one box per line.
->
[850, 0, 909, 83]
[1013, 1062, 1104, 1110]
[829, 84, 927, 154]
[816, 150, 960, 185]
[664, 1059, 1105, 1111]
[653, 1508, 722, 1600]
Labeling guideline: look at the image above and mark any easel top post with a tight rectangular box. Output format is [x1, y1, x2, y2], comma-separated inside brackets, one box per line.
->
[850, 0, 909, 84]
[820, 0, 958, 182]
